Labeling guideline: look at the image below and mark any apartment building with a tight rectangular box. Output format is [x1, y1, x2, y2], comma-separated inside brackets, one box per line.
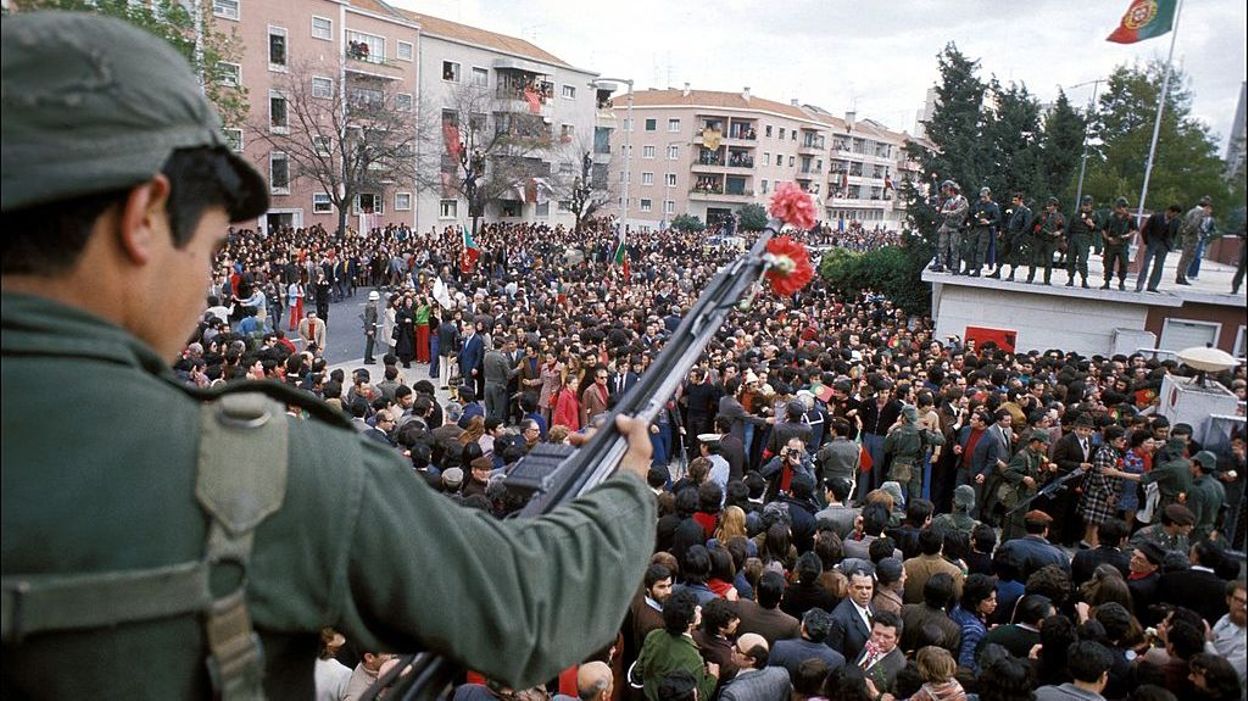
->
[209, 0, 605, 235]
[394, 10, 603, 232]
[609, 87, 915, 231]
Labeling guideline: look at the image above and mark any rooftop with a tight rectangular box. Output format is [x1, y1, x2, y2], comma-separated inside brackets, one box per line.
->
[625, 88, 820, 123]
[389, 6, 573, 69]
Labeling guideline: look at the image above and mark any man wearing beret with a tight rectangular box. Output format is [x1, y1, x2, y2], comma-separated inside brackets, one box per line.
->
[1, 12, 656, 698]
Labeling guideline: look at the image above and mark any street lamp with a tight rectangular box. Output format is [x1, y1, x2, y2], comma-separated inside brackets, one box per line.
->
[589, 77, 634, 229]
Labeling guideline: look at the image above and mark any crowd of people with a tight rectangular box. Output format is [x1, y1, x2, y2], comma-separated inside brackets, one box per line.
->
[190, 215, 1247, 701]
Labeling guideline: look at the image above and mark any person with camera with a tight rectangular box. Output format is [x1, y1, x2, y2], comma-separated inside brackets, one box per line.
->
[761, 437, 816, 501]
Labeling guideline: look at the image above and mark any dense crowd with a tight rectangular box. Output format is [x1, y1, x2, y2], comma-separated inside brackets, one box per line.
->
[186, 218, 1246, 701]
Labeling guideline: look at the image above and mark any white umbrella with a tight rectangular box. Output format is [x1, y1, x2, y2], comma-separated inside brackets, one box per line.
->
[1177, 346, 1240, 373]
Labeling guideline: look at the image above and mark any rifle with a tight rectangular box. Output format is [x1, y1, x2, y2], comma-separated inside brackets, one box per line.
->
[1005, 466, 1087, 517]
[363, 219, 798, 701]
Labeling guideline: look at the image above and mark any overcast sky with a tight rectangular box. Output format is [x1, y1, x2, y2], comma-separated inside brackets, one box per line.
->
[395, 0, 1246, 153]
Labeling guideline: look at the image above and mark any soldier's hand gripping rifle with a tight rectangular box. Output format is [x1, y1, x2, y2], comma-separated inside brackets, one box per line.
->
[1005, 465, 1089, 517]
[365, 188, 818, 701]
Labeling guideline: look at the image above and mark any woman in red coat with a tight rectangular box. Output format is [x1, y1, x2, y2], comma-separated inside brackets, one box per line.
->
[551, 374, 581, 431]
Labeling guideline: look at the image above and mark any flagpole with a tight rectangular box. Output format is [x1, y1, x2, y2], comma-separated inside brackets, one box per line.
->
[1135, 0, 1184, 224]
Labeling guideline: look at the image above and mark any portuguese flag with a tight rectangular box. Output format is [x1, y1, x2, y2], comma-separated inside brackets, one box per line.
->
[1107, 0, 1178, 44]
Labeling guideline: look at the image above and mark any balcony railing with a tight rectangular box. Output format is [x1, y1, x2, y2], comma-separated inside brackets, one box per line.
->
[697, 153, 725, 166]
[728, 157, 754, 168]
[728, 129, 757, 140]
[691, 184, 724, 195]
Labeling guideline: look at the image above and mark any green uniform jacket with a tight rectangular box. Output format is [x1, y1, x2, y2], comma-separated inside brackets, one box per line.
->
[1142, 447, 1193, 507]
[636, 629, 718, 701]
[1188, 474, 1226, 542]
[1, 292, 656, 698]
[1000, 448, 1046, 540]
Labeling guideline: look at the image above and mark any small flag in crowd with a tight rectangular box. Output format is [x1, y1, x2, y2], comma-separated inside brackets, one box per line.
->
[432, 276, 453, 310]
[460, 225, 480, 274]
[1107, 0, 1178, 44]
[613, 224, 627, 266]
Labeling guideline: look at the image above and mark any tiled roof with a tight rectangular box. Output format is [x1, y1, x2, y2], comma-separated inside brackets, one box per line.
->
[348, 0, 414, 23]
[391, 7, 573, 69]
[626, 89, 823, 123]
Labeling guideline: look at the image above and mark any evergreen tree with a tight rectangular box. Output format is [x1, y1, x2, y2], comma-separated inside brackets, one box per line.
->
[736, 203, 768, 231]
[1083, 62, 1235, 223]
[914, 43, 991, 196]
[1039, 89, 1086, 207]
[985, 81, 1047, 201]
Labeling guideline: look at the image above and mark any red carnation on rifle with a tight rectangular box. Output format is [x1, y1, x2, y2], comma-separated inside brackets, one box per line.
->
[764, 236, 814, 296]
[768, 182, 817, 230]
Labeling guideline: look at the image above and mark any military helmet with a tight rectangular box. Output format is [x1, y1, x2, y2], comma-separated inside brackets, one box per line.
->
[1046, 196, 1060, 206]
[1114, 196, 1129, 208]
[1081, 195, 1094, 206]
[979, 186, 991, 197]
[1199, 195, 1213, 206]
[941, 179, 959, 192]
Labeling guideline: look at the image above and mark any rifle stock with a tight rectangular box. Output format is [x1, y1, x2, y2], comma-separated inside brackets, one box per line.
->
[364, 221, 787, 701]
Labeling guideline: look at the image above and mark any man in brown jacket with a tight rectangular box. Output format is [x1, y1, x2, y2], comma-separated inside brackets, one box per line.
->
[902, 528, 965, 605]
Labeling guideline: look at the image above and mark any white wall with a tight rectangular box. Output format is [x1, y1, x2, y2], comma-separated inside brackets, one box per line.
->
[932, 283, 1151, 356]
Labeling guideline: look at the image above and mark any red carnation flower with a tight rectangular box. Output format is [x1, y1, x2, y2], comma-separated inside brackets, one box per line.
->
[768, 182, 817, 230]
[764, 236, 814, 296]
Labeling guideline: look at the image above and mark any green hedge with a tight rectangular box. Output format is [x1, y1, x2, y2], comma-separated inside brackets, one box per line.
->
[818, 242, 930, 314]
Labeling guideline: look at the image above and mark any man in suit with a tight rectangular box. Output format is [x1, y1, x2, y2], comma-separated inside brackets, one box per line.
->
[1135, 204, 1183, 292]
[828, 567, 876, 661]
[856, 610, 906, 696]
[297, 310, 326, 350]
[1071, 519, 1131, 586]
[981, 594, 1053, 660]
[457, 322, 485, 399]
[715, 415, 747, 482]
[902, 528, 965, 605]
[978, 409, 1014, 491]
[717, 633, 790, 701]
[736, 571, 801, 645]
[900, 573, 961, 655]
[610, 356, 642, 398]
[482, 339, 518, 423]
[436, 316, 459, 389]
[580, 366, 611, 428]
[1045, 414, 1096, 546]
[1156, 540, 1229, 626]
[996, 510, 1071, 581]
[1126, 541, 1166, 627]
[767, 607, 846, 677]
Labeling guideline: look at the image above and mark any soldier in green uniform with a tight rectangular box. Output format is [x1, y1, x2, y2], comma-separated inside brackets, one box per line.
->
[988, 192, 1032, 281]
[931, 484, 979, 535]
[1128, 503, 1195, 555]
[1103, 436, 1193, 510]
[999, 433, 1054, 541]
[1065, 196, 1097, 289]
[1186, 450, 1226, 542]
[1028, 198, 1065, 285]
[884, 404, 946, 502]
[964, 187, 1001, 278]
[1, 13, 657, 698]
[1100, 197, 1137, 290]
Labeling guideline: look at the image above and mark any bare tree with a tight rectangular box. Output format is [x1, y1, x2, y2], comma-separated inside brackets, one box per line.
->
[249, 61, 436, 236]
[546, 132, 618, 234]
[418, 81, 558, 236]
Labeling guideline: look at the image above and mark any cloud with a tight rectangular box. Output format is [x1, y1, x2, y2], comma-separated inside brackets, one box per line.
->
[397, 0, 1245, 146]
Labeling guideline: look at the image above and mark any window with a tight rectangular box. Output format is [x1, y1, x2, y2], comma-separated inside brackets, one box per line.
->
[442, 61, 461, 82]
[312, 135, 331, 156]
[394, 192, 412, 211]
[311, 76, 333, 99]
[311, 16, 332, 40]
[354, 193, 383, 214]
[213, 0, 239, 20]
[536, 201, 550, 216]
[561, 84, 576, 99]
[217, 62, 241, 88]
[761, 179, 768, 194]
[268, 27, 287, 70]
[665, 173, 677, 187]
[763, 152, 769, 166]
[269, 152, 290, 194]
[346, 31, 384, 64]
[1235, 325, 1246, 358]
[349, 86, 382, 107]
[557, 200, 572, 212]
[223, 128, 243, 152]
[765, 125, 773, 137]
[789, 155, 795, 167]
[1160, 319, 1221, 351]
[313, 193, 333, 214]
[667, 145, 679, 160]
[778, 128, 785, 140]
[472, 67, 489, 87]
[644, 118, 657, 131]
[792, 130, 797, 141]
[500, 201, 521, 217]
[642, 145, 655, 159]
[664, 200, 675, 214]
[439, 199, 458, 218]
[396, 41, 413, 62]
[269, 92, 288, 132]
[394, 93, 413, 111]
[560, 124, 574, 143]
[642, 172, 654, 185]
[640, 198, 652, 212]
[668, 118, 680, 132]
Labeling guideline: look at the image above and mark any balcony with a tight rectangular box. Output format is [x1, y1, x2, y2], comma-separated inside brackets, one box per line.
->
[727, 156, 755, 169]
[799, 136, 826, 154]
[690, 187, 755, 202]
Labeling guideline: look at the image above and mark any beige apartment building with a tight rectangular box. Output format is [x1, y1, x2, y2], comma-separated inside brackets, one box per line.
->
[610, 87, 920, 231]
[208, 0, 610, 235]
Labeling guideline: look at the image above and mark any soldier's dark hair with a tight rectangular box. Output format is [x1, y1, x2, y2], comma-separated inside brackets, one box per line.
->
[3, 147, 248, 275]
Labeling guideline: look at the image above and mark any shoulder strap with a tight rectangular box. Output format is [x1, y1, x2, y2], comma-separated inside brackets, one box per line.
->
[197, 391, 289, 700]
[0, 391, 288, 701]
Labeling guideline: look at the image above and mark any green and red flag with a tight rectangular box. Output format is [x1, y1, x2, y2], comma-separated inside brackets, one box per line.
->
[460, 225, 480, 274]
[1106, 0, 1178, 44]
[612, 225, 626, 265]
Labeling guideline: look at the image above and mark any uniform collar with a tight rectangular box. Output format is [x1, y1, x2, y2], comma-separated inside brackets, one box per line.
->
[1, 291, 178, 383]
